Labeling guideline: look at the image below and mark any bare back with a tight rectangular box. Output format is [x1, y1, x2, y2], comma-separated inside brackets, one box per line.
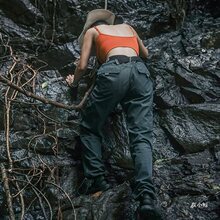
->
[78, 23, 148, 70]
[93, 24, 140, 59]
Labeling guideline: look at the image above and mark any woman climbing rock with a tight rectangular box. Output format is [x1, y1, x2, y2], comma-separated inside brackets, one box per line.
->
[66, 9, 161, 220]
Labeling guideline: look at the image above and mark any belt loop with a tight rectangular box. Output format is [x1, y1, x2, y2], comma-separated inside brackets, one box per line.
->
[115, 59, 120, 65]
[129, 57, 132, 62]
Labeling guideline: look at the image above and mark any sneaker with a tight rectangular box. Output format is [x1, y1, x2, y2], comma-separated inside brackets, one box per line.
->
[77, 175, 110, 195]
[137, 194, 162, 220]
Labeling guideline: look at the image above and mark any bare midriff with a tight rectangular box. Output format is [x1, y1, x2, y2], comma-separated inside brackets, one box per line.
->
[106, 47, 138, 60]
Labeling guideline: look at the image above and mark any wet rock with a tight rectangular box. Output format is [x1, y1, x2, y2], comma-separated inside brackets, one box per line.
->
[102, 111, 132, 170]
[154, 149, 220, 220]
[154, 74, 188, 107]
[174, 54, 220, 103]
[201, 31, 220, 49]
[45, 166, 78, 202]
[62, 183, 136, 220]
[35, 44, 77, 73]
[15, 152, 76, 169]
[12, 108, 37, 131]
[160, 104, 220, 153]
[153, 113, 179, 160]
[0, 0, 219, 219]
[56, 127, 79, 140]
[192, 0, 220, 18]
[0, 0, 43, 26]
[28, 134, 57, 154]
[0, 103, 4, 130]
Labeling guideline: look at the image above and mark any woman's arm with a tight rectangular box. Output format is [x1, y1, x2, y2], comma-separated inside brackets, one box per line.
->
[137, 37, 148, 58]
[66, 28, 95, 86]
[129, 26, 148, 59]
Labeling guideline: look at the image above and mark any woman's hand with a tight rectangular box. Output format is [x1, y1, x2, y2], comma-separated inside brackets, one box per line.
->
[66, 74, 78, 100]
[66, 74, 75, 86]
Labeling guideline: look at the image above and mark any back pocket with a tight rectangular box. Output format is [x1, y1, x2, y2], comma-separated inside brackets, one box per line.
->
[136, 62, 150, 78]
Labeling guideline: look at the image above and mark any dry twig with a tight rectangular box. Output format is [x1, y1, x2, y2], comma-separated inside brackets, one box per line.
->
[0, 163, 15, 220]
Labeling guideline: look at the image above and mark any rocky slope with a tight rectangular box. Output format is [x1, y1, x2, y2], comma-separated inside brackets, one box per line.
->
[0, 0, 219, 219]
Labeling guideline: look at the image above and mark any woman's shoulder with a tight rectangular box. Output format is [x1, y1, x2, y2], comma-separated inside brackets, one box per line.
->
[115, 23, 135, 31]
[85, 26, 99, 37]
[114, 23, 128, 28]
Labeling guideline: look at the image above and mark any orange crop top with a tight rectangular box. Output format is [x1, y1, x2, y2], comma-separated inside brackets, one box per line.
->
[94, 26, 140, 63]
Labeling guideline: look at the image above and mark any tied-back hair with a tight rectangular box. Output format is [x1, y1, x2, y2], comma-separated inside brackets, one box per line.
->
[90, 20, 108, 28]
[90, 15, 124, 28]
[114, 15, 124, 24]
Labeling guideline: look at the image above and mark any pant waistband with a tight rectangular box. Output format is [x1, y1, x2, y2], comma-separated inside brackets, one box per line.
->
[106, 55, 143, 64]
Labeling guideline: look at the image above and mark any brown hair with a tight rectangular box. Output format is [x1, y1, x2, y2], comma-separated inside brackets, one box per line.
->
[90, 20, 108, 28]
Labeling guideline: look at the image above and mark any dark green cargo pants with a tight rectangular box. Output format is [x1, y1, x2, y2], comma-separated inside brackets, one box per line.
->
[80, 59, 156, 200]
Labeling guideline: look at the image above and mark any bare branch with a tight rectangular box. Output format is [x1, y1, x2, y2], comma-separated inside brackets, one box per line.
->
[0, 74, 95, 110]
[0, 163, 15, 220]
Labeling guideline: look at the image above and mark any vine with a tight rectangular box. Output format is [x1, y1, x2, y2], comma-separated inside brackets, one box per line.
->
[0, 32, 96, 219]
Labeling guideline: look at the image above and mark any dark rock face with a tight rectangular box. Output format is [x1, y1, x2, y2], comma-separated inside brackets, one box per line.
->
[0, 0, 220, 220]
[160, 104, 220, 153]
